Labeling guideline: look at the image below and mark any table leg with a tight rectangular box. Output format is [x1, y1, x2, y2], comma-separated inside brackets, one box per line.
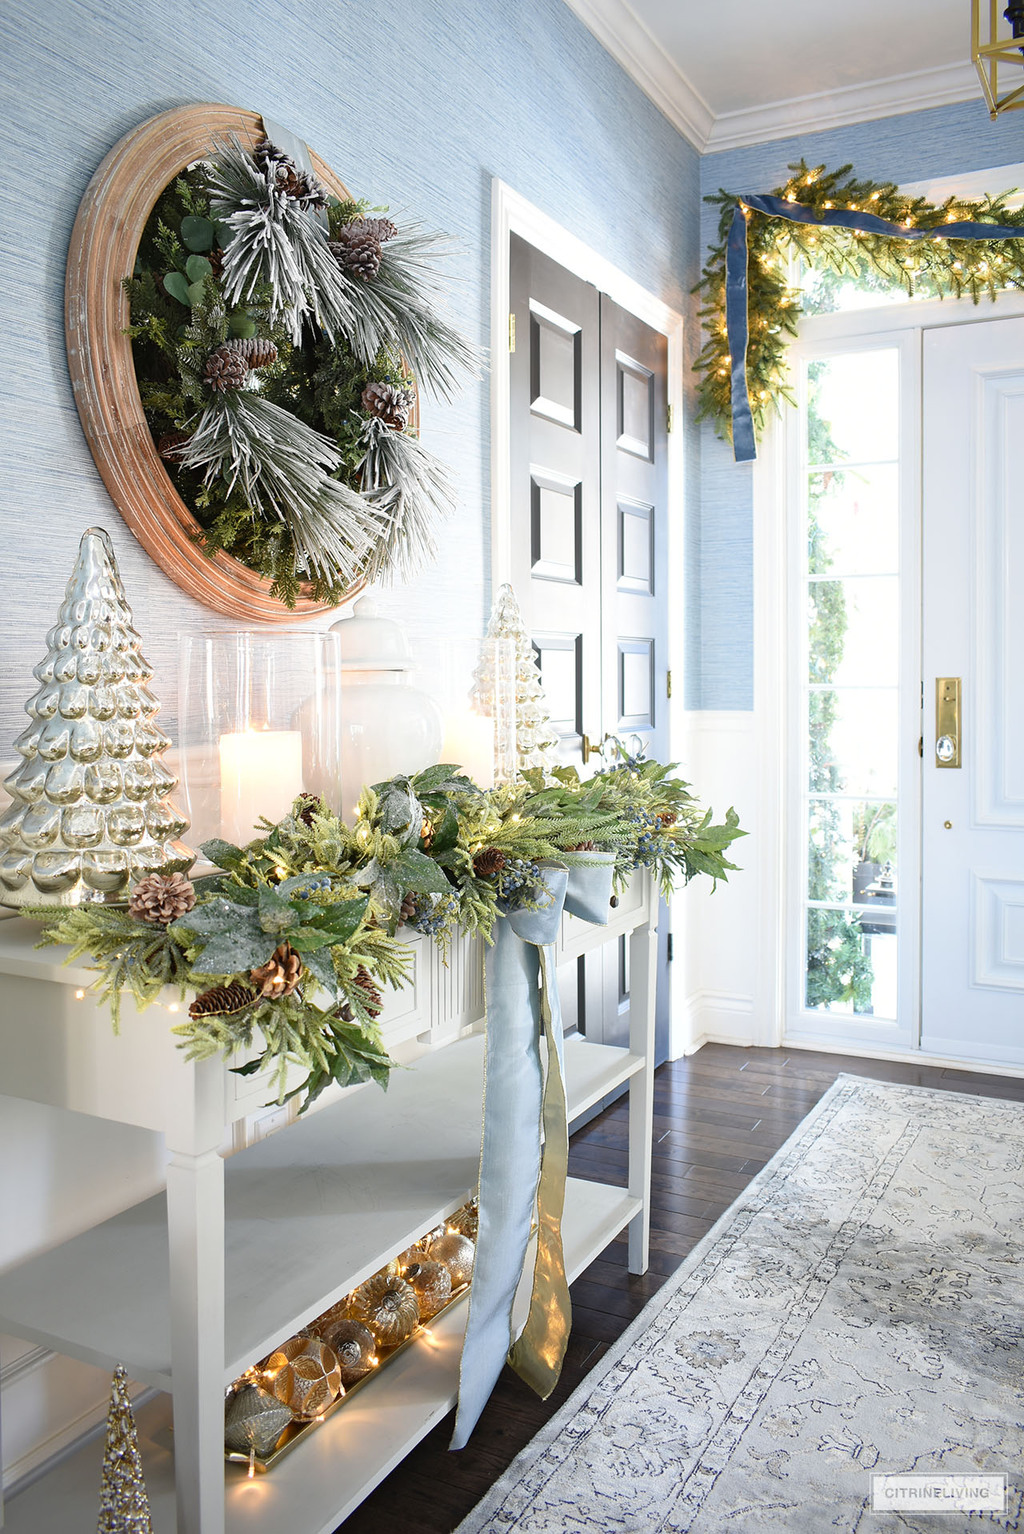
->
[167, 1144, 225, 1534]
[627, 904, 657, 1275]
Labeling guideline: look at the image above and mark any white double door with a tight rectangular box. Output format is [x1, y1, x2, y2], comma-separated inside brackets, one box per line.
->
[920, 315, 1024, 1065]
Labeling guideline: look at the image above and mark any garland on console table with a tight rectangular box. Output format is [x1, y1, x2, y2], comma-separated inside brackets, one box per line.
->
[125, 132, 480, 605]
[694, 159, 1024, 461]
[29, 749, 744, 1114]
[27, 749, 742, 1445]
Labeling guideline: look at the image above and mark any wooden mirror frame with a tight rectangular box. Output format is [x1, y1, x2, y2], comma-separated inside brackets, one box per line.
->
[66, 104, 402, 621]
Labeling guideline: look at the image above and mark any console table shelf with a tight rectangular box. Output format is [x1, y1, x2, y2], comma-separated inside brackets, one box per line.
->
[0, 879, 656, 1533]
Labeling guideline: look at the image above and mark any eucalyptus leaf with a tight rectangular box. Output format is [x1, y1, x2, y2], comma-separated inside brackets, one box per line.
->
[187, 280, 207, 307]
[300, 947, 341, 998]
[228, 312, 256, 339]
[258, 885, 297, 936]
[429, 804, 460, 854]
[180, 214, 215, 252]
[314, 895, 369, 942]
[185, 254, 213, 283]
[390, 847, 452, 895]
[287, 925, 353, 953]
[190, 924, 276, 976]
[163, 271, 191, 306]
[412, 764, 476, 795]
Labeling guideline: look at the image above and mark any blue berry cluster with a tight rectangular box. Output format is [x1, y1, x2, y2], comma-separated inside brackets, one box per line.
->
[290, 872, 332, 899]
[627, 807, 663, 869]
[494, 858, 542, 905]
[408, 891, 460, 936]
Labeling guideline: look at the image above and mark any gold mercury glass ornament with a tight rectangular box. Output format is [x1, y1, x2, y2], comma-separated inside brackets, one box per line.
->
[348, 1271, 420, 1346]
[263, 1337, 342, 1421]
[426, 1231, 475, 1288]
[404, 1259, 453, 1320]
[315, 1314, 378, 1387]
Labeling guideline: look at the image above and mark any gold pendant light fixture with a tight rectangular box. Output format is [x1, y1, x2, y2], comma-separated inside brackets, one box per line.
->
[972, 0, 1024, 115]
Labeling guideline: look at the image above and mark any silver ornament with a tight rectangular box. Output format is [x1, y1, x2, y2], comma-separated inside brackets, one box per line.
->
[224, 1382, 292, 1458]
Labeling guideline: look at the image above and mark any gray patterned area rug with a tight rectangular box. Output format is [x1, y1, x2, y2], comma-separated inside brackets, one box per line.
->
[455, 1075, 1024, 1533]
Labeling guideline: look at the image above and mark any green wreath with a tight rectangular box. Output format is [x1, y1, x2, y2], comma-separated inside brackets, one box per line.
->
[694, 159, 1024, 445]
[125, 136, 480, 606]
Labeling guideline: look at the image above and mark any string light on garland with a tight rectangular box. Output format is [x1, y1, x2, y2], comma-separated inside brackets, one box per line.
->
[694, 159, 1024, 461]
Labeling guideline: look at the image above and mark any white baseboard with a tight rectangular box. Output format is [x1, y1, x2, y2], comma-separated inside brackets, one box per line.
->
[680, 989, 758, 1052]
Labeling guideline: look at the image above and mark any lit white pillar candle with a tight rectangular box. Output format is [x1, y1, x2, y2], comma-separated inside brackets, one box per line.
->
[442, 711, 495, 789]
[219, 729, 303, 847]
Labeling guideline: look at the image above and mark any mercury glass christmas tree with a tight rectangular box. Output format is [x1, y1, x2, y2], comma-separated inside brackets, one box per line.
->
[97, 1365, 154, 1534]
[0, 527, 192, 907]
[471, 583, 559, 776]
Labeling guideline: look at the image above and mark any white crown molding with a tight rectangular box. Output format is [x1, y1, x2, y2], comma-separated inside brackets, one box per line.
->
[705, 61, 981, 152]
[561, 0, 982, 155]
[560, 0, 714, 149]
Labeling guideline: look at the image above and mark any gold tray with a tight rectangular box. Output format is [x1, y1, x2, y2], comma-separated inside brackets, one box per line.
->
[225, 1281, 471, 1474]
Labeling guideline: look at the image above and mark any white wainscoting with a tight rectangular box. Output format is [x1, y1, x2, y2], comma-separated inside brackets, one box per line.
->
[673, 710, 770, 1054]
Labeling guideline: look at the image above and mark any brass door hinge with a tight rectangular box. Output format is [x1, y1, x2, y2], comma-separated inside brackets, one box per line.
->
[666, 670, 672, 699]
[666, 404, 674, 433]
[509, 313, 516, 353]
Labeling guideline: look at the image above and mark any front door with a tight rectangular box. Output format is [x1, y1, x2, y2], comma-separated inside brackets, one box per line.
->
[920, 316, 1024, 1066]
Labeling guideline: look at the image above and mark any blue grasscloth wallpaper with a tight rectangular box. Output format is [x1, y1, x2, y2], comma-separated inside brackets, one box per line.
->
[0, 0, 699, 743]
[3, 3, 1022, 728]
[695, 100, 1024, 709]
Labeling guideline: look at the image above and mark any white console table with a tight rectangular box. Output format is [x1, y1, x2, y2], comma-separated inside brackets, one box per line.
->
[0, 874, 656, 1533]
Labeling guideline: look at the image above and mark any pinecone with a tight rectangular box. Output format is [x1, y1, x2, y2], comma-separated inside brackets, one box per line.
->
[297, 793, 326, 827]
[157, 431, 191, 462]
[657, 811, 677, 828]
[230, 337, 279, 371]
[207, 246, 225, 278]
[251, 942, 303, 999]
[399, 894, 418, 923]
[361, 216, 398, 244]
[566, 841, 599, 852]
[189, 982, 258, 1019]
[352, 965, 383, 1017]
[253, 142, 328, 210]
[361, 381, 415, 430]
[473, 847, 506, 879]
[203, 343, 249, 393]
[328, 226, 383, 282]
[128, 872, 196, 925]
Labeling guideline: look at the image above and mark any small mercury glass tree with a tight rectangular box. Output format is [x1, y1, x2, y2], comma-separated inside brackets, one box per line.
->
[97, 1365, 154, 1534]
[471, 583, 559, 776]
[0, 527, 192, 907]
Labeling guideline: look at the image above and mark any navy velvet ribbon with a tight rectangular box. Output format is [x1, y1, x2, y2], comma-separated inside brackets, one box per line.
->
[726, 194, 1024, 463]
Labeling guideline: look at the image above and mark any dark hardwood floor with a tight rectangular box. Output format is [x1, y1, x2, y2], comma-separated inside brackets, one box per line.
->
[339, 1042, 1024, 1533]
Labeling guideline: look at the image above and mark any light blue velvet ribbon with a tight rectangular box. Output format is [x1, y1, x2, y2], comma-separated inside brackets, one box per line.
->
[725, 194, 1024, 463]
[452, 855, 616, 1448]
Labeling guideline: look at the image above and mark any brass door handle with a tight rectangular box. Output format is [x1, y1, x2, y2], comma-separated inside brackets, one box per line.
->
[582, 732, 593, 764]
[935, 678, 961, 768]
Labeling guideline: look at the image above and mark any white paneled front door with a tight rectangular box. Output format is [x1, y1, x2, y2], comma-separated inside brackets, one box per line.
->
[920, 317, 1024, 1066]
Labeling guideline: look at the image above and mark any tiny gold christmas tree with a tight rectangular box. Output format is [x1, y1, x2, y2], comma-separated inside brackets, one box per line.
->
[97, 1364, 154, 1534]
[471, 583, 559, 776]
[0, 527, 192, 907]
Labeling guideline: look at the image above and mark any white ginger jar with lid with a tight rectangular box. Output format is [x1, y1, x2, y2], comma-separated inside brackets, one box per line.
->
[327, 597, 443, 811]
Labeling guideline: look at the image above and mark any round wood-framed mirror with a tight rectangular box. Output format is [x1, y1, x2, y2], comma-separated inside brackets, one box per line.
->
[66, 103, 406, 621]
